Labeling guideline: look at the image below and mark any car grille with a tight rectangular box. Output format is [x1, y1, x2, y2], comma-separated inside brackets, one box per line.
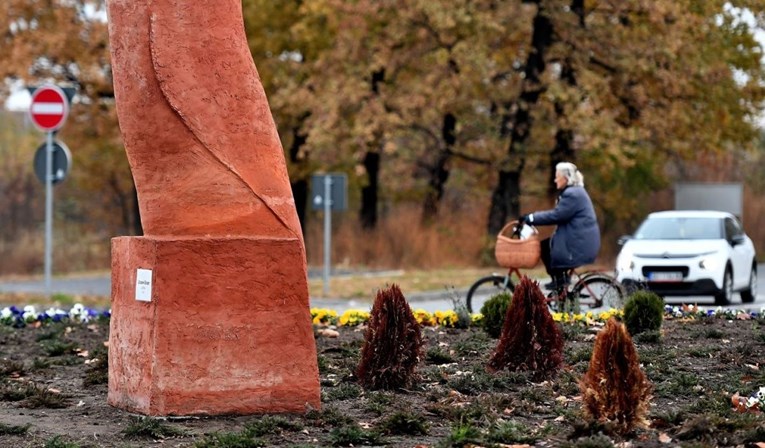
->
[641, 266, 689, 277]
[635, 253, 699, 259]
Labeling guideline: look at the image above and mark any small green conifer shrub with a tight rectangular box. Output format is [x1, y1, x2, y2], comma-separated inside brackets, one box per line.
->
[623, 290, 664, 335]
[480, 292, 511, 338]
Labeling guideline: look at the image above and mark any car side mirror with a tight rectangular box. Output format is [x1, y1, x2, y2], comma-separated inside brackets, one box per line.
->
[617, 235, 632, 246]
[730, 234, 745, 246]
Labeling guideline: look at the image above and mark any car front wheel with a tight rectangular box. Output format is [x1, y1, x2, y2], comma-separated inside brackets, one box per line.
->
[715, 268, 733, 305]
[740, 265, 757, 304]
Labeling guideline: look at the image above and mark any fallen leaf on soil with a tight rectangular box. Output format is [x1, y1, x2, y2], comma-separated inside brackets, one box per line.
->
[745, 364, 759, 371]
[48, 388, 61, 394]
[755, 443, 765, 448]
[658, 433, 672, 443]
[359, 421, 372, 429]
[317, 329, 339, 338]
[736, 313, 751, 320]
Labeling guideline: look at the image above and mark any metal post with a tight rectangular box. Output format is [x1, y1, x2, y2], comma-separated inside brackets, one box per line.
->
[44, 131, 53, 299]
[323, 175, 332, 296]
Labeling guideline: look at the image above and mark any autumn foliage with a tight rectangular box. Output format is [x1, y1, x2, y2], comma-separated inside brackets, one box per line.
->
[487, 276, 563, 379]
[356, 284, 423, 390]
[579, 318, 652, 434]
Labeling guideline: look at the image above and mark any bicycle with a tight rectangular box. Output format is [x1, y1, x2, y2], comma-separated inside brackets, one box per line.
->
[466, 223, 626, 314]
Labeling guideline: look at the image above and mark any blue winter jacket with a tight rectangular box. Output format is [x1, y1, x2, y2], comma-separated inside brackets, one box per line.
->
[530, 186, 600, 269]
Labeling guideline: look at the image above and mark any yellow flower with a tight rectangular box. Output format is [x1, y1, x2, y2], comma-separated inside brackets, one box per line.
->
[412, 309, 435, 326]
[597, 309, 623, 322]
[434, 310, 458, 327]
[338, 309, 369, 327]
[471, 313, 484, 324]
[311, 308, 338, 325]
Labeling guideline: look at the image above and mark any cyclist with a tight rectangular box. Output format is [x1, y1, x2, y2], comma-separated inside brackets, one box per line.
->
[520, 162, 600, 294]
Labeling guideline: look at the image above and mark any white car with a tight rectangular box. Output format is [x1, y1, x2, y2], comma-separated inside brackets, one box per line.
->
[616, 210, 757, 305]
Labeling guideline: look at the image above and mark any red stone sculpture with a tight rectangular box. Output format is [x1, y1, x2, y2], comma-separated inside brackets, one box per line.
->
[106, 0, 320, 415]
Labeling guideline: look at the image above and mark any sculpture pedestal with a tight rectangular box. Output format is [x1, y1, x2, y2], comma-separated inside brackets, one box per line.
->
[107, 236, 320, 416]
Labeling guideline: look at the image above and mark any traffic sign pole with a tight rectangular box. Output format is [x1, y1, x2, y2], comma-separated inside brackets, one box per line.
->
[28, 85, 69, 300]
[323, 176, 332, 296]
[44, 131, 54, 298]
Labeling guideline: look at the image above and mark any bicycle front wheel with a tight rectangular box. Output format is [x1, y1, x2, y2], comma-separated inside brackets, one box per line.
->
[573, 275, 625, 310]
[466, 275, 514, 313]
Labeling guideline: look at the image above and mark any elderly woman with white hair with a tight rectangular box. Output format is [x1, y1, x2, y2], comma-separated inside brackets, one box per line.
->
[521, 162, 601, 292]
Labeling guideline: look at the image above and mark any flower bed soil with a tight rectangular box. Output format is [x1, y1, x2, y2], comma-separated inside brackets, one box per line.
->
[1, 315, 764, 447]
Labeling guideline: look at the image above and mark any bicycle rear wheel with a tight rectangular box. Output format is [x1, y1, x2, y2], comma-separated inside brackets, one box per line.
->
[573, 275, 625, 309]
[465, 275, 514, 313]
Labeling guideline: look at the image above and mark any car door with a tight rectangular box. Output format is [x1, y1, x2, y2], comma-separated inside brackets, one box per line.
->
[725, 217, 750, 288]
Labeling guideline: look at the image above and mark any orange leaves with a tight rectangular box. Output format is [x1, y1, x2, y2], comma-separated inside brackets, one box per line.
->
[487, 276, 563, 379]
[579, 318, 652, 434]
[357, 284, 423, 390]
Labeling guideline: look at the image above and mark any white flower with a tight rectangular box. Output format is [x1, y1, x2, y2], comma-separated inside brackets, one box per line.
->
[22, 309, 37, 321]
[1, 307, 11, 319]
[69, 304, 85, 320]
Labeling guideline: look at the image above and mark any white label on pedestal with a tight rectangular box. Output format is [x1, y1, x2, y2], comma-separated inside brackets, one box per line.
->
[135, 269, 153, 302]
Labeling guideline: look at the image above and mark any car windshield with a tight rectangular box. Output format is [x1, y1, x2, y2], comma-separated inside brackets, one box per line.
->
[633, 217, 722, 240]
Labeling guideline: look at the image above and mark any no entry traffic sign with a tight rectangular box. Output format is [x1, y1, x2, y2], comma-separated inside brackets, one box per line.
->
[29, 85, 69, 132]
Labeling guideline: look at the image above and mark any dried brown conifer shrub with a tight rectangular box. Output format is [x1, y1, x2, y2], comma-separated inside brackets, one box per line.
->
[579, 318, 652, 434]
[356, 284, 423, 390]
[487, 276, 563, 379]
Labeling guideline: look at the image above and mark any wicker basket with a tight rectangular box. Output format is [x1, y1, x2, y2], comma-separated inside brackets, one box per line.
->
[494, 221, 541, 268]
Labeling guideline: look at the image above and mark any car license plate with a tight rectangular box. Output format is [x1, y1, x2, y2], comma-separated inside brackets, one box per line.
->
[649, 272, 683, 282]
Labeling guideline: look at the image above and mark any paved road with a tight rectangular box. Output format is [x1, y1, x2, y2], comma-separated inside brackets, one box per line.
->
[1, 266, 764, 314]
[428, 265, 765, 314]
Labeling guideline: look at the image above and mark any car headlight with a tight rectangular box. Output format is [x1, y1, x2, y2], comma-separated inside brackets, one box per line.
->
[617, 251, 634, 271]
[698, 256, 719, 271]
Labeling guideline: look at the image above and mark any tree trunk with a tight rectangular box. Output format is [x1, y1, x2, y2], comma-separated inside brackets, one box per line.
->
[548, 126, 575, 197]
[289, 121, 309, 235]
[359, 150, 380, 229]
[359, 68, 386, 229]
[421, 113, 455, 223]
[487, 3, 552, 234]
[487, 170, 523, 235]
[548, 0, 584, 197]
